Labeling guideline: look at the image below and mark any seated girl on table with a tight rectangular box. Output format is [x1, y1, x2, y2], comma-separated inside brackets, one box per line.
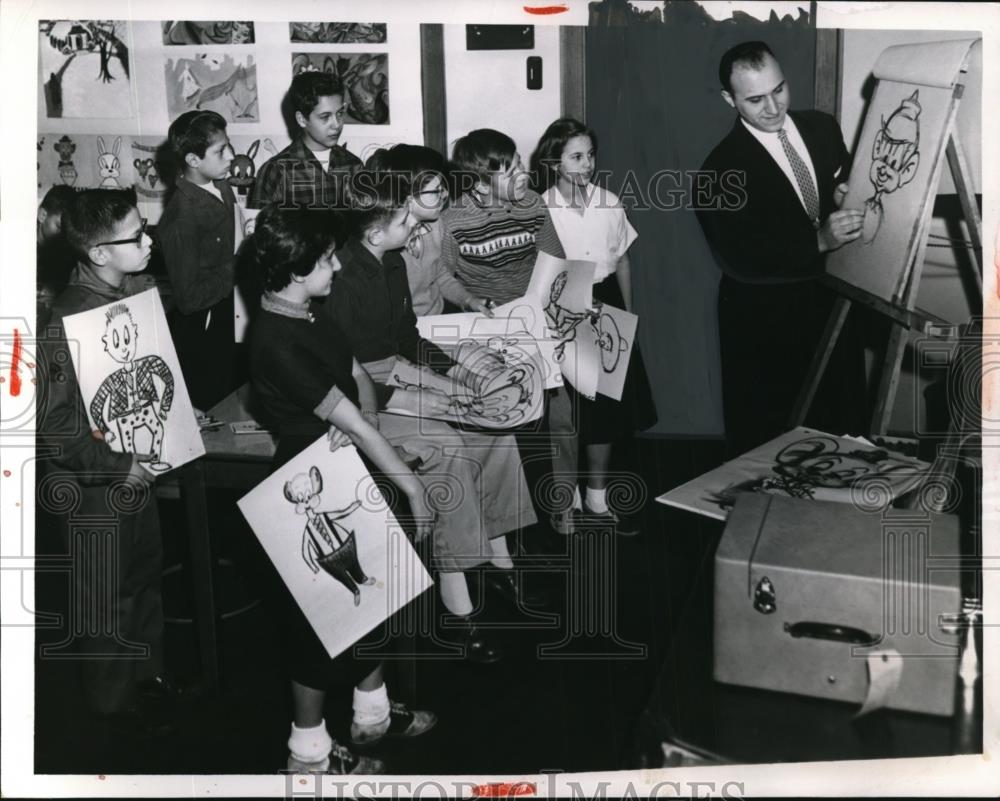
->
[530, 117, 658, 535]
[246, 204, 437, 775]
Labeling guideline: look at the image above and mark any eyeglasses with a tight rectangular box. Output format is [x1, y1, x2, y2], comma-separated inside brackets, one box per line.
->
[96, 218, 148, 249]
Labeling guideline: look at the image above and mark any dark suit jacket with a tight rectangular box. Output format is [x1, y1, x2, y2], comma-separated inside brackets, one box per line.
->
[696, 110, 850, 284]
[157, 176, 237, 314]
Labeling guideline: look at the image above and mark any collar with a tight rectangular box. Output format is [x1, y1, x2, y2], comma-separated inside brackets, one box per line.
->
[261, 291, 314, 321]
[176, 174, 231, 207]
[65, 261, 134, 302]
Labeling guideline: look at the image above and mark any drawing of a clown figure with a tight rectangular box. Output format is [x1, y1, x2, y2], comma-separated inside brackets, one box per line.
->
[862, 90, 922, 244]
[284, 466, 376, 607]
[90, 303, 174, 471]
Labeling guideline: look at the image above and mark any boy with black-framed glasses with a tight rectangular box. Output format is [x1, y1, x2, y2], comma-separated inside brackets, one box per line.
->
[157, 109, 243, 410]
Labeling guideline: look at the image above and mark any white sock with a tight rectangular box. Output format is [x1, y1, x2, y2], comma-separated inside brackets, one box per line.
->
[352, 684, 390, 726]
[572, 485, 583, 511]
[288, 720, 333, 765]
[439, 571, 474, 616]
[585, 487, 608, 513]
[488, 535, 514, 570]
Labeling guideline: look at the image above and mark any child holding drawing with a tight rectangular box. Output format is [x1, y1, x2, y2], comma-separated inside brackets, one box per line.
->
[319, 166, 542, 663]
[531, 118, 657, 535]
[247, 205, 437, 774]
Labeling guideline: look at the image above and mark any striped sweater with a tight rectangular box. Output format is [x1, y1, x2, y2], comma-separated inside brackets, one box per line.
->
[438, 189, 565, 305]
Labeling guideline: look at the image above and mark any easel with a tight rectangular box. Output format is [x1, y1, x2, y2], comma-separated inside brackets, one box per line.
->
[790, 48, 983, 436]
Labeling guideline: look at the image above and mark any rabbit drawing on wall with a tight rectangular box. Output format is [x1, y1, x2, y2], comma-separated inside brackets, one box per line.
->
[97, 136, 122, 188]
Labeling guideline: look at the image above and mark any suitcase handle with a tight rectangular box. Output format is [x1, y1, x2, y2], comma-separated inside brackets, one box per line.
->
[783, 621, 877, 645]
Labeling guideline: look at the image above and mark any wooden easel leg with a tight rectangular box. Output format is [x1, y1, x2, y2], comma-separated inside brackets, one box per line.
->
[870, 322, 909, 435]
[789, 296, 851, 428]
[945, 134, 984, 287]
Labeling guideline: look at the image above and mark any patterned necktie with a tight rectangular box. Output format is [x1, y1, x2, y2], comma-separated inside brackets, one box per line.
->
[778, 128, 820, 225]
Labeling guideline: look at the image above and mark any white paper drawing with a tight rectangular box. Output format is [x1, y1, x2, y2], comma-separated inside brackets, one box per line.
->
[62, 288, 205, 474]
[237, 440, 433, 659]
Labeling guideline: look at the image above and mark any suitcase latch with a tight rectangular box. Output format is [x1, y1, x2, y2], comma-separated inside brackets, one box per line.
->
[753, 576, 776, 614]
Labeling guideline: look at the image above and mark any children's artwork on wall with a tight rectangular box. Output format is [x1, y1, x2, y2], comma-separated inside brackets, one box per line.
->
[655, 427, 929, 521]
[387, 354, 545, 430]
[417, 298, 562, 390]
[162, 21, 255, 45]
[39, 20, 133, 119]
[61, 289, 205, 475]
[130, 137, 167, 203]
[291, 52, 389, 125]
[225, 135, 288, 199]
[237, 439, 432, 659]
[289, 22, 387, 44]
[165, 53, 259, 123]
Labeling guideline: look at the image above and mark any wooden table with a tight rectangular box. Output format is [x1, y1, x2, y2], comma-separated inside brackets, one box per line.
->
[176, 384, 275, 690]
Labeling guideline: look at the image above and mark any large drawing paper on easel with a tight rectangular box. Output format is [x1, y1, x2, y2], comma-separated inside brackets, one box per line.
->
[237, 439, 432, 659]
[655, 427, 928, 521]
[62, 288, 204, 474]
[826, 39, 981, 306]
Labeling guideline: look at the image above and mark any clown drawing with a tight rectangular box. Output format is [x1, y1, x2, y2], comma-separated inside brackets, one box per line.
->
[862, 90, 922, 244]
[90, 303, 174, 472]
[284, 467, 375, 607]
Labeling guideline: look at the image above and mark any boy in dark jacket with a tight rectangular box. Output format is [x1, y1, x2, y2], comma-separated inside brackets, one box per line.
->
[157, 109, 242, 410]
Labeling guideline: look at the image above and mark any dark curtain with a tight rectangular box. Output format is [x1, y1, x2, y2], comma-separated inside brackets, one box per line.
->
[585, 0, 816, 435]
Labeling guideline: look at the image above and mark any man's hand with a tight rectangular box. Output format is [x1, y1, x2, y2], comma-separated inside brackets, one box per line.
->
[326, 423, 352, 451]
[818, 209, 864, 253]
[833, 182, 850, 209]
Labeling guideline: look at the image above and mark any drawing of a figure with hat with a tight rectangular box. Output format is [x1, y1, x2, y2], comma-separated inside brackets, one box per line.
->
[862, 90, 922, 243]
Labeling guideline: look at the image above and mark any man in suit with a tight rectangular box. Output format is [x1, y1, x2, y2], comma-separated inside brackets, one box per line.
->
[697, 41, 865, 454]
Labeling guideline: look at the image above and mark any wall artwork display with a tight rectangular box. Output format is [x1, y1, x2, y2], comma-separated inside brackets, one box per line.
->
[61, 289, 205, 475]
[655, 427, 929, 521]
[165, 52, 259, 123]
[39, 20, 132, 119]
[237, 439, 432, 659]
[162, 21, 255, 45]
[289, 22, 387, 44]
[291, 52, 389, 124]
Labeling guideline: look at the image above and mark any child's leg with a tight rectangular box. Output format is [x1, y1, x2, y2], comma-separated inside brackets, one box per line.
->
[584, 442, 613, 512]
[438, 571, 474, 615]
[288, 681, 333, 767]
[487, 532, 513, 570]
[547, 386, 582, 515]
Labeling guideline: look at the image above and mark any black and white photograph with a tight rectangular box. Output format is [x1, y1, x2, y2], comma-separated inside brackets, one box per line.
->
[3, 0, 997, 797]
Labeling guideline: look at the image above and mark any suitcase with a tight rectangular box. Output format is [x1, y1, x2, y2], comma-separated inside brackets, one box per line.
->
[714, 493, 961, 716]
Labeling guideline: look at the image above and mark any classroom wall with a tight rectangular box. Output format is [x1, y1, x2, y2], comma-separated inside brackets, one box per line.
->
[443, 24, 561, 164]
[839, 29, 982, 433]
[37, 20, 423, 222]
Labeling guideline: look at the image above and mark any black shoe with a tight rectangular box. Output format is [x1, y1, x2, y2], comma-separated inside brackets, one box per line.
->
[136, 674, 200, 700]
[447, 616, 503, 664]
[484, 568, 548, 609]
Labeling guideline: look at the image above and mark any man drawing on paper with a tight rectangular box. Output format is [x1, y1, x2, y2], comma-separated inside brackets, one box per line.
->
[90, 303, 175, 471]
[696, 41, 867, 454]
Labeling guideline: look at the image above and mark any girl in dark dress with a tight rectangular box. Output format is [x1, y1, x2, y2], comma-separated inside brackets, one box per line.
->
[247, 206, 436, 774]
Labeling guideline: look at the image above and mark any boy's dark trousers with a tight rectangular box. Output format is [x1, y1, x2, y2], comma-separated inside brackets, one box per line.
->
[170, 292, 236, 411]
[39, 470, 166, 715]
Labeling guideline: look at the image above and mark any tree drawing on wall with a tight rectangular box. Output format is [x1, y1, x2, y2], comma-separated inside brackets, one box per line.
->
[40, 20, 130, 118]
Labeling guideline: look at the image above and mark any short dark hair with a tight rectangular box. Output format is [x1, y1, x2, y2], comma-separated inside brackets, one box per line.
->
[719, 41, 775, 93]
[529, 117, 598, 193]
[62, 189, 138, 257]
[39, 184, 77, 216]
[168, 110, 228, 160]
[344, 169, 410, 239]
[289, 71, 344, 118]
[451, 128, 517, 184]
[250, 205, 346, 292]
[366, 144, 446, 192]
